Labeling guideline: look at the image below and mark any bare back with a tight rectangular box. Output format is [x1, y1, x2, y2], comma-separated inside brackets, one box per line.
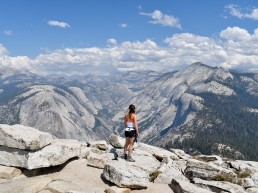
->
[124, 113, 138, 130]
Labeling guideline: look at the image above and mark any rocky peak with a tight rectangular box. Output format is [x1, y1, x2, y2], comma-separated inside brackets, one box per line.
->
[189, 62, 214, 68]
[174, 62, 233, 85]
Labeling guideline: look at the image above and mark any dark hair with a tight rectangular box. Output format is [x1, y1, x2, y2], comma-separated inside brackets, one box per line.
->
[129, 104, 135, 114]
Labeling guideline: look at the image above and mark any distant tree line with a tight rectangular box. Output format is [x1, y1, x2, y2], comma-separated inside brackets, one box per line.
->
[165, 74, 258, 161]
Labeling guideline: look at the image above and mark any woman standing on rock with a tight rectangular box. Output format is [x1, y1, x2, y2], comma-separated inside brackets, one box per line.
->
[124, 104, 139, 162]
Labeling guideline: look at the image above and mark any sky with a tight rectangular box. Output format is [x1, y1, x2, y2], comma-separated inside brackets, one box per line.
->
[0, 0, 258, 75]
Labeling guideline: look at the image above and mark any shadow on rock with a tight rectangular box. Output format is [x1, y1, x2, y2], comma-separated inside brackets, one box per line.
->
[22, 157, 79, 177]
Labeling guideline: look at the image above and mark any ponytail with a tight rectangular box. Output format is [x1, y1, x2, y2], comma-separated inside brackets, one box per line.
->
[129, 104, 135, 119]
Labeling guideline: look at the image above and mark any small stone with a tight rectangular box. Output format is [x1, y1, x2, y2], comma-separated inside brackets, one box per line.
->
[87, 152, 114, 169]
[246, 187, 258, 193]
[0, 165, 22, 179]
[90, 140, 109, 151]
[252, 172, 258, 186]
[242, 178, 255, 188]
[105, 186, 131, 193]
[109, 134, 125, 148]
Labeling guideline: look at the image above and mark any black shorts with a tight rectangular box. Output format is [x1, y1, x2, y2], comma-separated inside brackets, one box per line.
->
[125, 130, 136, 138]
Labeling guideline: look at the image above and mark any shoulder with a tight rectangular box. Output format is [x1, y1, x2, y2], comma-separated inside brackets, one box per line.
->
[132, 113, 137, 119]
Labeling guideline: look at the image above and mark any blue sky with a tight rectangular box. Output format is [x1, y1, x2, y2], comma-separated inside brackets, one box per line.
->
[0, 0, 258, 75]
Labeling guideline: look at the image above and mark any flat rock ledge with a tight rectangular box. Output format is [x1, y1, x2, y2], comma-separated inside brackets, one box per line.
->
[0, 138, 90, 169]
[0, 126, 258, 193]
[0, 124, 53, 150]
[26, 139, 83, 169]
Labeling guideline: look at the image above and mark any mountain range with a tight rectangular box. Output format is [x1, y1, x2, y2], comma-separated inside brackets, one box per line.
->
[0, 62, 258, 161]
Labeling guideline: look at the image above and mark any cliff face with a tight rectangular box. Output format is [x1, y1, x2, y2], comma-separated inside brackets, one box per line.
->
[15, 85, 99, 141]
[0, 124, 258, 193]
[0, 84, 116, 142]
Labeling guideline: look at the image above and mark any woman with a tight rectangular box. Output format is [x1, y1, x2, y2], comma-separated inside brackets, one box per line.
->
[124, 104, 139, 162]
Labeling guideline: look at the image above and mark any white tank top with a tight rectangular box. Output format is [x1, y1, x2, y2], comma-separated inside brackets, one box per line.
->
[126, 121, 135, 128]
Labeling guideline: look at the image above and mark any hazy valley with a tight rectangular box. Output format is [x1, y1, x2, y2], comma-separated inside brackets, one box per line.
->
[0, 62, 258, 161]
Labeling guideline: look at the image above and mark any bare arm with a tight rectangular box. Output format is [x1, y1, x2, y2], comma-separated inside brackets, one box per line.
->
[134, 114, 139, 134]
[124, 115, 127, 127]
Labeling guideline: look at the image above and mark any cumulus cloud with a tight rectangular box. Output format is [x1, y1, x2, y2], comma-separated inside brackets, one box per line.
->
[120, 23, 128, 28]
[226, 4, 258, 20]
[0, 44, 34, 71]
[140, 10, 181, 29]
[164, 33, 227, 66]
[47, 20, 71, 28]
[219, 27, 258, 70]
[220, 27, 251, 41]
[4, 30, 12, 36]
[32, 39, 164, 73]
[1, 26, 258, 74]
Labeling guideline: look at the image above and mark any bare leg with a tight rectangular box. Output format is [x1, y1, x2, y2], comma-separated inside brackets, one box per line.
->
[124, 137, 130, 157]
[128, 137, 134, 157]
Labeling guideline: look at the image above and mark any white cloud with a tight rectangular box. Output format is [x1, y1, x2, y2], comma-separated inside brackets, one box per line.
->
[107, 39, 117, 46]
[0, 44, 34, 71]
[226, 4, 258, 20]
[164, 33, 227, 67]
[0, 55, 32, 70]
[225, 4, 243, 18]
[120, 23, 128, 28]
[220, 27, 251, 41]
[32, 39, 163, 73]
[140, 10, 181, 29]
[219, 28, 258, 70]
[4, 30, 12, 36]
[1, 26, 258, 74]
[47, 20, 71, 28]
[0, 44, 8, 56]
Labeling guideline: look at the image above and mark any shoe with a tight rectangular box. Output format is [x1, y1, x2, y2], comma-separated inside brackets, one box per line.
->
[124, 154, 128, 160]
[127, 156, 135, 162]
